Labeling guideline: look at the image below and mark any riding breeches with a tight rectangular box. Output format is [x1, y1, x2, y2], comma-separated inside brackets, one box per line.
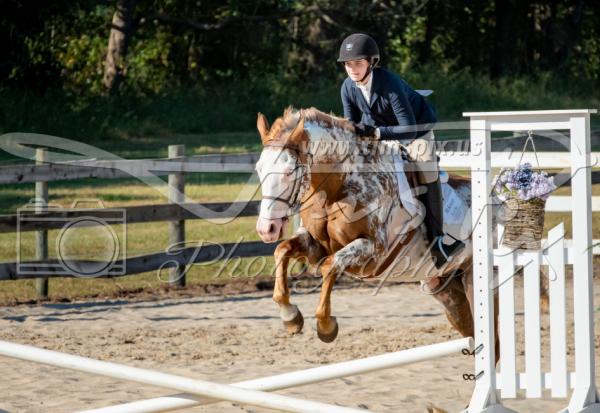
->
[404, 130, 439, 184]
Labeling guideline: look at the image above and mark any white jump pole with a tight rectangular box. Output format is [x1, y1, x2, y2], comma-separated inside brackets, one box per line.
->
[0, 340, 365, 413]
[78, 337, 473, 413]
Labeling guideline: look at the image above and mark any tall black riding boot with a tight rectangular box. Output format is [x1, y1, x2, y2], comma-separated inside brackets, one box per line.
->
[420, 179, 465, 269]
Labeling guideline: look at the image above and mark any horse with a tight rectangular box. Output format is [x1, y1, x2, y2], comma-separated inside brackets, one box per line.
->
[254, 106, 497, 351]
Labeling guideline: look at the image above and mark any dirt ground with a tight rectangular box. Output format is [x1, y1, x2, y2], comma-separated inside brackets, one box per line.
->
[0, 277, 599, 413]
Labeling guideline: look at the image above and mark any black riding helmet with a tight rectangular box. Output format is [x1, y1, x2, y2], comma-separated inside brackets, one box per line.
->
[337, 33, 380, 66]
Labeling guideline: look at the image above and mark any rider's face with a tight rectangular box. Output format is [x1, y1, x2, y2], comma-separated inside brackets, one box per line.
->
[344, 59, 370, 82]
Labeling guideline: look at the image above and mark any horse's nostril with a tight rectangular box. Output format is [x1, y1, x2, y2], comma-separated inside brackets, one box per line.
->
[268, 223, 275, 233]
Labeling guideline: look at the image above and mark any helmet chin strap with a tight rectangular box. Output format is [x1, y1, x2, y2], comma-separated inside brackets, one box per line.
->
[356, 63, 373, 84]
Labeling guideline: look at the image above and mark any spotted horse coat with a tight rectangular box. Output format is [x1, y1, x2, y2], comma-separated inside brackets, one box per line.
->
[255, 107, 489, 347]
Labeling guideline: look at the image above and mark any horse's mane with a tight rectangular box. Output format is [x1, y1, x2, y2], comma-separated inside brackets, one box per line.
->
[264, 107, 353, 145]
[264, 106, 401, 165]
[282, 107, 352, 131]
[264, 106, 413, 194]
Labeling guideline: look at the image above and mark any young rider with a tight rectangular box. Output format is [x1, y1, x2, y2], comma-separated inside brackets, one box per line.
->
[338, 32, 465, 269]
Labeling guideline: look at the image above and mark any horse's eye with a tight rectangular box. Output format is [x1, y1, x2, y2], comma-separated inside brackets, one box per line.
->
[285, 163, 297, 176]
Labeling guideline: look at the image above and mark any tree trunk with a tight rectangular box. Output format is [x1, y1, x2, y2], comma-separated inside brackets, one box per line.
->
[103, 0, 137, 94]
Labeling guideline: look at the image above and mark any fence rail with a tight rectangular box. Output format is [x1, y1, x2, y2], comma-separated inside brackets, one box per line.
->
[0, 241, 276, 281]
[0, 153, 260, 184]
[0, 201, 261, 233]
[2, 151, 600, 184]
[1, 146, 599, 293]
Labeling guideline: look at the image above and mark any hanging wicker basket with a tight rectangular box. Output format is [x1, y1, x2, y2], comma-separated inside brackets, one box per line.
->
[501, 197, 546, 249]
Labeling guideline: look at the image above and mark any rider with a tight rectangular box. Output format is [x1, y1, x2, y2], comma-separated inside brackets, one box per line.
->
[338, 32, 465, 269]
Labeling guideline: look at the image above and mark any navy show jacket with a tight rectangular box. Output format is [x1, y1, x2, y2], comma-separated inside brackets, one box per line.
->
[341, 67, 437, 141]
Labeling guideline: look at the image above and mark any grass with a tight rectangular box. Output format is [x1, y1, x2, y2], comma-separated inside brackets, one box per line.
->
[0, 177, 290, 304]
[1, 67, 599, 152]
[0, 131, 262, 163]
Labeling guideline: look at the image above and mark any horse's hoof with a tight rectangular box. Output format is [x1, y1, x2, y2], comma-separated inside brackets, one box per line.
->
[317, 317, 338, 343]
[283, 310, 304, 335]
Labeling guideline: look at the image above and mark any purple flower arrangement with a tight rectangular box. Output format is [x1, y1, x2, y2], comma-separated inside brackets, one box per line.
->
[494, 163, 556, 202]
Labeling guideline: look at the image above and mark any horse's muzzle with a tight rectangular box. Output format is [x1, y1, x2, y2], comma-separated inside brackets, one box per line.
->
[256, 216, 288, 243]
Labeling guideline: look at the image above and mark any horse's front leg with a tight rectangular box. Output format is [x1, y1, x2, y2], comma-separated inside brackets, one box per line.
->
[274, 228, 325, 335]
[316, 238, 376, 343]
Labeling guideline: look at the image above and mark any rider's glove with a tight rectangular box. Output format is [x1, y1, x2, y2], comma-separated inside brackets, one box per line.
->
[353, 122, 378, 138]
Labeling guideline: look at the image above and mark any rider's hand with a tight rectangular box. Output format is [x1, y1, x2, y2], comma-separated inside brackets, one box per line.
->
[353, 122, 377, 138]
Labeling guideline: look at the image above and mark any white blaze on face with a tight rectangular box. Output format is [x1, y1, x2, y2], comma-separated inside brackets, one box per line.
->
[255, 148, 300, 243]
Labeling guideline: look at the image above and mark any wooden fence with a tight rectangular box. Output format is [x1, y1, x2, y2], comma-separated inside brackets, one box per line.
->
[0, 143, 599, 297]
[0, 146, 271, 296]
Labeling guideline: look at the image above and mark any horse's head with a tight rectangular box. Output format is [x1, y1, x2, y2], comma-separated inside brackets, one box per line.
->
[255, 109, 310, 243]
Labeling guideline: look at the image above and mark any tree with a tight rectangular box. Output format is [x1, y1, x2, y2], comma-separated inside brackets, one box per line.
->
[103, 0, 137, 94]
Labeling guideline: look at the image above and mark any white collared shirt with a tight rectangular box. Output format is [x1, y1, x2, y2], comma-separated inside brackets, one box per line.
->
[354, 72, 380, 138]
[355, 72, 373, 105]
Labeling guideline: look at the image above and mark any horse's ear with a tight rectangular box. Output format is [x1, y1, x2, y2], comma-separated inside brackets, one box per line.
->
[256, 112, 270, 143]
[289, 117, 305, 146]
[283, 105, 294, 119]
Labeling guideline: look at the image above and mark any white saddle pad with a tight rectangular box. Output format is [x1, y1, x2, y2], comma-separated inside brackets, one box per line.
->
[392, 154, 460, 223]
[392, 154, 419, 217]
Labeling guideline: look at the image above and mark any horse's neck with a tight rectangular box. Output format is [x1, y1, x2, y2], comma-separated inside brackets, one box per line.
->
[303, 122, 397, 205]
[305, 121, 355, 159]
[304, 172, 345, 205]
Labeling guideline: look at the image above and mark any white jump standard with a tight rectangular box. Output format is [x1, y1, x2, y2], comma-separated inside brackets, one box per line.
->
[465, 109, 600, 413]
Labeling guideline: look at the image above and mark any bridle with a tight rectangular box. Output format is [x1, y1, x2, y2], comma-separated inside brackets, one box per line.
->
[260, 143, 313, 212]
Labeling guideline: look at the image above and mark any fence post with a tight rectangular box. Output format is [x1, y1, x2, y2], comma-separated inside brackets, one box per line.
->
[168, 145, 186, 288]
[35, 148, 48, 297]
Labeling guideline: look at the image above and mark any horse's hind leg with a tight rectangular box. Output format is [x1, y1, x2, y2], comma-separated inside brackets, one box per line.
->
[460, 268, 500, 364]
[273, 229, 325, 335]
[423, 272, 474, 339]
[425, 269, 501, 364]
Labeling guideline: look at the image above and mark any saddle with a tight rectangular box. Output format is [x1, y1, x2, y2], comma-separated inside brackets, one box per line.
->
[392, 146, 421, 216]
